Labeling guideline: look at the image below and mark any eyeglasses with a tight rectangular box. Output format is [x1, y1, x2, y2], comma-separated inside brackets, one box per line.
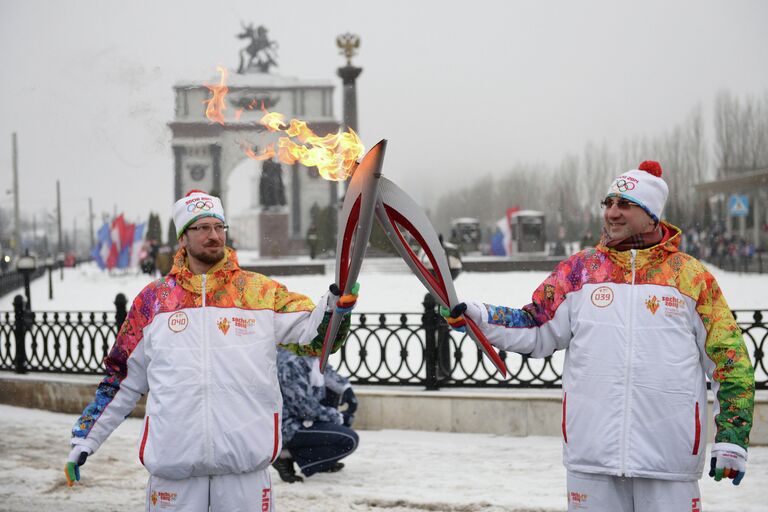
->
[186, 223, 228, 235]
[600, 198, 639, 210]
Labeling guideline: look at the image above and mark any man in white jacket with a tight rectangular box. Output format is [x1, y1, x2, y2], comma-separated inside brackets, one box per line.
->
[445, 162, 755, 512]
[64, 190, 356, 512]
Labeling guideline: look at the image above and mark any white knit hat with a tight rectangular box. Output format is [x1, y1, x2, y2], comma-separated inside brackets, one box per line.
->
[606, 161, 669, 222]
[173, 190, 226, 239]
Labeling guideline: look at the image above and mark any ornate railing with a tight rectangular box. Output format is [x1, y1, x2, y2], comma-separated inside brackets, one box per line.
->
[1, 293, 765, 389]
[0, 267, 46, 299]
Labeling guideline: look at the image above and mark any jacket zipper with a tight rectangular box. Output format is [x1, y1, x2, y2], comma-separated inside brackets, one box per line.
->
[620, 249, 637, 476]
[201, 273, 213, 466]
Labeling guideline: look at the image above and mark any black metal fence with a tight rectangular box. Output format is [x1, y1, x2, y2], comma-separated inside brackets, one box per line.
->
[0, 268, 47, 299]
[1, 293, 766, 390]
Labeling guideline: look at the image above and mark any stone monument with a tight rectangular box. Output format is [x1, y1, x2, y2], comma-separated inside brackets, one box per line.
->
[169, 24, 343, 256]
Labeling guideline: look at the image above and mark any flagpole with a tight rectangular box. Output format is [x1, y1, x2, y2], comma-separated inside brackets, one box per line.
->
[56, 181, 62, 256]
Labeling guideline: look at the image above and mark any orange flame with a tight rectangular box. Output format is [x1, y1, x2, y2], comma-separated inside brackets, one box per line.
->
[201, 67, 364, 181]
[241, 142, 276, 161]
[204, 66, 228, 125]
[252, 111, 363, 180]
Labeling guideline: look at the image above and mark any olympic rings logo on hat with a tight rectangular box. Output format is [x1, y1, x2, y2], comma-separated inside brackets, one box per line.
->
[187, 200, 214, 213]
[615, 179, 635, 192]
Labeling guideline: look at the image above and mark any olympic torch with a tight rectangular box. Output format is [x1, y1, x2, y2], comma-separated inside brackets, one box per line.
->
[318, 140, 387, 371]
[374, 177, 507, 377]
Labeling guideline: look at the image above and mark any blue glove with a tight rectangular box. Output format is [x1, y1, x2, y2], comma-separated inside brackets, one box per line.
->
[64, 445, 91, 487]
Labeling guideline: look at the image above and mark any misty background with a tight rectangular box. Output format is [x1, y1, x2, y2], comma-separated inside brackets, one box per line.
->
[1, 0, 767, 254]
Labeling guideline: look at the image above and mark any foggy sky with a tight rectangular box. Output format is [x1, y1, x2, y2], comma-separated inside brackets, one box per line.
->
[1, 0, 767, 234]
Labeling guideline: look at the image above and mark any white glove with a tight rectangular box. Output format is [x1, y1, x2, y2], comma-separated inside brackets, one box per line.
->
[709, 442, 747, 485]
[65, 445, 93, 486]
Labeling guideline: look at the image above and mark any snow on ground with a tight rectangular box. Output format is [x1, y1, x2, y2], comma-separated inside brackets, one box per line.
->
[1, 257, 766, 313]
[0, 260, 765, 510]
[1, 404, 766, 512]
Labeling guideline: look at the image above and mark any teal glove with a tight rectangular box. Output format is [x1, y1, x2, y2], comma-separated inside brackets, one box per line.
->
[64, 445, 91, 487]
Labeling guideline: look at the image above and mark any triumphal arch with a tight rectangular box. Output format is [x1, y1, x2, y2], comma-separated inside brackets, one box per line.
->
[168, 24, 341, 254]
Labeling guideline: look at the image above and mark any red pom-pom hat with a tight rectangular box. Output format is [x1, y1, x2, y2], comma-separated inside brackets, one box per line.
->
[638, 160, 663, 177]
[606, 161, 669, 222]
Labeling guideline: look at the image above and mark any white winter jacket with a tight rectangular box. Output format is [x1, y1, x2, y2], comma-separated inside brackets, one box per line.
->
[469, 223, 754, 481]
[71, 248, 347, 479]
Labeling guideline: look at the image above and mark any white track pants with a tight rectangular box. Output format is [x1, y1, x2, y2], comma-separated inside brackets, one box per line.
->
[567, 470, 702, 512]
[145, 469, 274, 512]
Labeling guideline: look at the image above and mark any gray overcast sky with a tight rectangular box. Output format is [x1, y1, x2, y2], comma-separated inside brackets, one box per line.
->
[1, 0, 767, 233]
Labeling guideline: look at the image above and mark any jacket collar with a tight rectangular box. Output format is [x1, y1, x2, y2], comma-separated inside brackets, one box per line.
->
[596, 221, 681, 269]
[169, 246, 240, 295]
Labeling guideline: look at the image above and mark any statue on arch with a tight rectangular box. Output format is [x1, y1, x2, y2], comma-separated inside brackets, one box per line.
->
[237, 23, 278, 74]
[260, 159, 286, 211]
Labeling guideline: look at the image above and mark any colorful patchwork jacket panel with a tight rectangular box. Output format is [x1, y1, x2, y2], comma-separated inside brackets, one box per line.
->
[71, 247, 350, 479]
[472, 222, 754, 481]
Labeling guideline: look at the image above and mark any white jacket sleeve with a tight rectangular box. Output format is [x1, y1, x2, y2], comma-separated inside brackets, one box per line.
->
[71, 303, 150, 453]
[462, 268, 572, 358]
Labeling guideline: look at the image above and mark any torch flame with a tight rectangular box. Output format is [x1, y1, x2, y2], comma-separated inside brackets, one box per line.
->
[255, 112, 363, 180]
[204, 66, 228, 126]
[260, 111, 287, 132]
[201, 67, 364, 181]
[241, 142, 276, 161]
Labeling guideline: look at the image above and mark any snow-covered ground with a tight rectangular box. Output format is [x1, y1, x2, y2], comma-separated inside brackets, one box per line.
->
[1, 404, 766, 512]
[2, 257, 766, 313]
[0, 260, 765, 511]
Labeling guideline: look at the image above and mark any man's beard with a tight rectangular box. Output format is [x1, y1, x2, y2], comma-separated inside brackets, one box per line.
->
[187, 244, 225, 265]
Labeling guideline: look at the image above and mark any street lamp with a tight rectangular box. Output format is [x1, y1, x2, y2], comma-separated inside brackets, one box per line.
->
[57, 252, 65, 281]
[16, 253, 36, 310]
[46, 256, 55, 300]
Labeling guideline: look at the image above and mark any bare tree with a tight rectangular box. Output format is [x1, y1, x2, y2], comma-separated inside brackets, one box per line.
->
[715, 90, 768, 175]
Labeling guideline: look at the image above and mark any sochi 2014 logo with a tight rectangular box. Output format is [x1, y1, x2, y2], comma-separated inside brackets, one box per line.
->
[614, 179, 635, 192]
[610, 175, 638, 194]
[150, 490, 177, 508]
[645, 295, 660, 315]
[217, 317, 230, 335]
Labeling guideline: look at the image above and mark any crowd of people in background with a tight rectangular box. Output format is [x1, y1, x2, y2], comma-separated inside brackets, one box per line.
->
[680, 224, 766, 273]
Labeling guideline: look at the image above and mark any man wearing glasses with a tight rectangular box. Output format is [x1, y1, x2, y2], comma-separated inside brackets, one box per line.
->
[65, 190, 356, 511]
[446, 162, 754, 512]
